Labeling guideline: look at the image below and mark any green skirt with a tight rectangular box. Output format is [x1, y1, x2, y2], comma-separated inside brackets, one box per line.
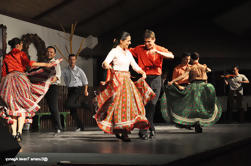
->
[160, 81, 222, 126]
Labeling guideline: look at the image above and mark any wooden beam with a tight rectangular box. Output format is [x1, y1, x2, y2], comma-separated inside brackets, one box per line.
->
[33, 0, 74, 20]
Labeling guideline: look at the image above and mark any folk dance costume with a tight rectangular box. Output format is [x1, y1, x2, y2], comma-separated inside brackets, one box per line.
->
[160, 63, 191, 123]
[95, 46, 155, 135]
[130, 44, 174, 138]
[0, 48, 62, 124]
[164, 62, 222, 132]
[172, 63, 191, 85]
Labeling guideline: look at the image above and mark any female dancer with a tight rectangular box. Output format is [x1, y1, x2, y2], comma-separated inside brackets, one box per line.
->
[94, 32, 155, 142]
[166, 52, 222, 133]
[0, 37, 61, 141]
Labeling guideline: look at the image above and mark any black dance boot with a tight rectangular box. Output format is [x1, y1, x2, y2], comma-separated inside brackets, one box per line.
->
[115, 133, 122, 139]
[15, 132, 22, 142]
[149, 130, 156, 139]
[121, 132, 131, 142]
[195, 122, 202, 133]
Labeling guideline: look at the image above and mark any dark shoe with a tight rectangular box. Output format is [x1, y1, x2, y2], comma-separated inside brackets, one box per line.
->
[139, 133, 149, 140]
[115, 133, 122, 139]
[121, 133, 131, 142]
[15, 132, 22, 142]
[149, 131, 156, 139]
[195, 122, 202, 133]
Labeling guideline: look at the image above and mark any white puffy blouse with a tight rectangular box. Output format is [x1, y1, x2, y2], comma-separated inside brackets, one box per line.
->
[103, 46, 141, 72]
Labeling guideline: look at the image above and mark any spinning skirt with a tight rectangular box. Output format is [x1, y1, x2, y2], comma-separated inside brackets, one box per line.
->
[0, 66, 56, 124]
[95, 71, 155, 134]
[160, 81, 222, 126]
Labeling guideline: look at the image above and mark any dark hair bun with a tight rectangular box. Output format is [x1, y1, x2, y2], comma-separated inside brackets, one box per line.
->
[191, 52, 200, 60]
[8, 37, 21, 49]
[8, 40, 13, 46]
[112, 31, 130, 48]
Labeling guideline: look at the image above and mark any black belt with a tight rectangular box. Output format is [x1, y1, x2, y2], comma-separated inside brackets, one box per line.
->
[69, 86, 82, 88]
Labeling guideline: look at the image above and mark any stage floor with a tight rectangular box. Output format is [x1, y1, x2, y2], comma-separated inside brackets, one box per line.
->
[8, 124, 251, 166]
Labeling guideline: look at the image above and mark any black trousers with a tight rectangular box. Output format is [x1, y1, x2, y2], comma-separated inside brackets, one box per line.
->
[65, 87, 84, 129]
[227, 90, 243, 122]
[45, 85, 63, 130]
[140, 75, 162, 135]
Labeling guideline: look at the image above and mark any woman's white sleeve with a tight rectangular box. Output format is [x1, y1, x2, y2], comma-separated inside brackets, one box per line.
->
[129, 52, 141, 72]
[103, 49, 115, 64]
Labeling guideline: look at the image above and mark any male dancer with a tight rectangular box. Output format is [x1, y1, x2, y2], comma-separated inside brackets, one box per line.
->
[130, 29, 174, 139]
[172, 52, 191, 90]
[168, 52, 192, 130]
[45, 46, 63, 134]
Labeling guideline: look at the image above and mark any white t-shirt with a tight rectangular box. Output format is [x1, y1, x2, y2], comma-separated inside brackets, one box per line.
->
[227, 74, 249, 95]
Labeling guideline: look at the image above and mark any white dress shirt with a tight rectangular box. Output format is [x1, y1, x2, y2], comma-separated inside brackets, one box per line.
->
[50, 58, 61, 85]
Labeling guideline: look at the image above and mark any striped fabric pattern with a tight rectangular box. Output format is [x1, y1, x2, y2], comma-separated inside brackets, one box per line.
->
[0, 63, 59, 124]
[95, 71, 155, 134]
[161, 81, 222, 126]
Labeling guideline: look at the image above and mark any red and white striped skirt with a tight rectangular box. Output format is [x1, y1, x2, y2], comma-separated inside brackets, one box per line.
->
[95, 71, 155, 134]
[0, 68, 54, 124]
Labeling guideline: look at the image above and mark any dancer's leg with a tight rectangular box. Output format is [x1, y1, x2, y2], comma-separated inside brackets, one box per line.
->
[11, 117, 17, 136]
[17, 115, 25, 134]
